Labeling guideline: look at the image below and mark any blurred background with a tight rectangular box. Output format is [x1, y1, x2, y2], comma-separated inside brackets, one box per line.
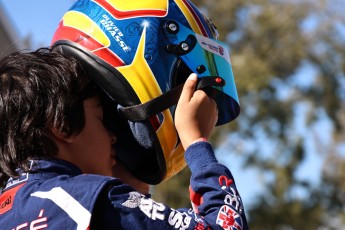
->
[1, 0, 344, 229]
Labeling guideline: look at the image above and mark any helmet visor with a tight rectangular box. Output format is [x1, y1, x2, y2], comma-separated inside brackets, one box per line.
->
[164, 20, 240, 124]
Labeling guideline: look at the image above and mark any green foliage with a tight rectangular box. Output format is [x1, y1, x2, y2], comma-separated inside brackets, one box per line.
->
[153, 0, 345, 228]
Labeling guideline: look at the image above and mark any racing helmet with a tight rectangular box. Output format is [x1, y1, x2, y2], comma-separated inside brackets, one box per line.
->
[51, 0, 240, 184]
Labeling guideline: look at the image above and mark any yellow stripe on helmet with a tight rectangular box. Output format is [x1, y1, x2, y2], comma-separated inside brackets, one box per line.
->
[116, 27, 160, 103]
[104, 0, 168, 12]
[174, 0, 203, 35]
[117, 27, 183, 180]
[62, 11, 110, 48]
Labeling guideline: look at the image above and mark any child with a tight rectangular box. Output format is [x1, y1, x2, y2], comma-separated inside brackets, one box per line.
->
[0, 48, 248, 229]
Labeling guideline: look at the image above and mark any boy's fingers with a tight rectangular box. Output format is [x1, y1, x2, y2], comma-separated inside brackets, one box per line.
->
[179, 73, 198, 103]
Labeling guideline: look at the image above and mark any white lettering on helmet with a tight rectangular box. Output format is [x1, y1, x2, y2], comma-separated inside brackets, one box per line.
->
[100, 15, 132, 52]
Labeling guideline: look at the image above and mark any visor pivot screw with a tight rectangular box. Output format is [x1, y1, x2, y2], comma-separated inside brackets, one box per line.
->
[166, 21, 179, 34]
[196, 65, 206, 74]
[144, 53, 153, 61]
[180, 42, 189, 51]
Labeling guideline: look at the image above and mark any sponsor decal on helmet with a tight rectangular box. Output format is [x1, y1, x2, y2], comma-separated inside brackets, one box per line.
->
[100, 15, 132, 52]
[195, 34, 230, 63]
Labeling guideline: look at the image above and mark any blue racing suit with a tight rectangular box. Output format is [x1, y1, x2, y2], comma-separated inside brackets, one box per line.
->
[0, 141, 248, 229]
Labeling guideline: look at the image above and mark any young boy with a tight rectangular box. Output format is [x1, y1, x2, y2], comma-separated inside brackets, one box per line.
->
[0, 48, 248, 229]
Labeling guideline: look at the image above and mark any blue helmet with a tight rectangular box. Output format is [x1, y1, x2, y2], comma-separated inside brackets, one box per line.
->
[52, 0, 240, 184]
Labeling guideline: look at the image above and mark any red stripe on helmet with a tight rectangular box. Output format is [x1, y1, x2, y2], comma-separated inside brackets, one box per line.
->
[94, 48, 125, 67]
[95, 0, 167, 19]
[52, 22, 125, 67]
[181, 0, 208, 37]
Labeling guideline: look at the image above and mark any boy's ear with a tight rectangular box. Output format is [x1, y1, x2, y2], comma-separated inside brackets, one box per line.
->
[50, 127, 75, 143]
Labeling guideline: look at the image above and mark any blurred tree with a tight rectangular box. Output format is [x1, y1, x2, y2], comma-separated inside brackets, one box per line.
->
[153, 0, 345, 229]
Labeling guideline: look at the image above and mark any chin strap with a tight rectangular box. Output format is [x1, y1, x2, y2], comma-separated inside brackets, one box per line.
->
[118, 76, 225, 122]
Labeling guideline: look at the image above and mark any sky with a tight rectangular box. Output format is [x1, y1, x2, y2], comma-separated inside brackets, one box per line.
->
[0, 0, 326, 210]
[1, 0, 75, 49]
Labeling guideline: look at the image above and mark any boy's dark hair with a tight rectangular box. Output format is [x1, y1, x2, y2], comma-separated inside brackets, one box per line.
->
[0, 48, 98, 185]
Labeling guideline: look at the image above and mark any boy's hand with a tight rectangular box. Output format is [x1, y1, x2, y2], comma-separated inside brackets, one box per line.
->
[175, 73, 218, 150]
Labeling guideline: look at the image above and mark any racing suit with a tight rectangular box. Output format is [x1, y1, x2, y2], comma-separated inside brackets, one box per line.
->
[0, 141, 248, 229]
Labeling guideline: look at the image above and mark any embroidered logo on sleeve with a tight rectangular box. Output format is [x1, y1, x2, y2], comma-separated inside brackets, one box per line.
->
[216, 205, 243, 230]
[121, 191, 142, 208]
[122, 191, 166, 220]
[219, 175, 244, 215]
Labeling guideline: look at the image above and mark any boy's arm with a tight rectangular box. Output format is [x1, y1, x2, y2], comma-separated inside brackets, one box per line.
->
[91, 141, 248, 229]
[184, 140, 248, 229]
